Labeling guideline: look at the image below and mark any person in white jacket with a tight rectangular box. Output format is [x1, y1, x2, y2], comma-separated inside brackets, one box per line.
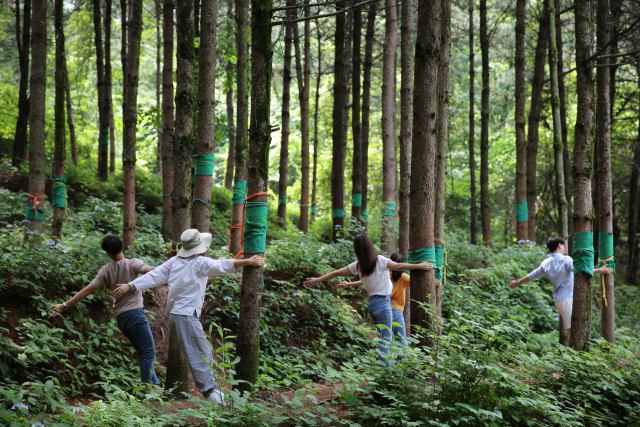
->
[113, 229, 264, 403]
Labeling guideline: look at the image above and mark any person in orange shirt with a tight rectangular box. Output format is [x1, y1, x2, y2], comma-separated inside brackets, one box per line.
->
[338, 252, 411, 346]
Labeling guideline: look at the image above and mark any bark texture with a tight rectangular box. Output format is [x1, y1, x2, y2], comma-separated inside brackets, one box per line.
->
[165, 0, 194, 395]
[311, 21, 322, 224]
[295, 2, 311, 233]
[191, 0, 217, 233]
[331, 1, 347, 241]
[162, 0, 174, 242]
[65, 62, 78, 167]
[514, 0, 527, 241]
[156, 0, 162, 174]
[94, 0, 109, 180]
[361, 5, 375, 226]
[351, 7, 362, 220]
[525, 0, 549, 243]
[52, 0, 67, 239]
[231, 0, 249, 255]
[569, 0, 596, 352]
[278, 0, 294, 230]
[235, 0, 272, 391]
[479, 0, 490, 245]
[27, 0, 46, 235]
[12, 0, 31, 167]
[381, 0, 398, 254]
[105, 0, 115, 174]
[120, 0, 128, 117]
[224, 0, 235, 190]
[628, 63, 640, 286]
[468, 4, 477, 245]
[596, 0, 614, 345]
[409, 0, 440, 346]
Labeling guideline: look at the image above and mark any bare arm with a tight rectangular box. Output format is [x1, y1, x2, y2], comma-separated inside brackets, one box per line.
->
[304, 266, 353, 287]
[509, 276, 531, 289]
[594, 266, 613, 275]
[49, 284, 98, 317]
[234, 255, 265, 268]
[387, 260, 433, 271]
[337, 280, 362, 289]
[144, 266, 156, 273]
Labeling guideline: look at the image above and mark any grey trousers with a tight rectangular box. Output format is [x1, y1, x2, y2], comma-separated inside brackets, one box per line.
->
[168, 312, 217, 394]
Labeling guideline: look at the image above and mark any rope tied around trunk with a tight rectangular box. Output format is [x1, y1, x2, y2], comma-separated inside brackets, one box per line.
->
[25, 194, 46, 221]
[228, 192, 269, 259]
[597, 232, 615, 308]
[191, 198, 212, 211]
[232, 180, 247, 205]
[193, 154, 215, 176]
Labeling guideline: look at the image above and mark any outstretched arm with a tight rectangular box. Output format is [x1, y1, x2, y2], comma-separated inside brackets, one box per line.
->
[304, 266, 353, 287]
[114, 260, 172, 298]
[509, 276, 531, 289]
[48, 284, 99, 317]
[387, 260, 433, 271]
[594, 266, 613, 275]
[234, 255, 265, 269]
[337, 280, 362, 289]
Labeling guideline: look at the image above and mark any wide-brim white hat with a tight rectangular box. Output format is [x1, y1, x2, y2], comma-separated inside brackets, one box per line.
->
[177, 229, 212, 258]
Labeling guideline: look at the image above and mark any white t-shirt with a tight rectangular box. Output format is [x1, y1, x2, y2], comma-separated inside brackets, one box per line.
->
[348, 255, 393, 297]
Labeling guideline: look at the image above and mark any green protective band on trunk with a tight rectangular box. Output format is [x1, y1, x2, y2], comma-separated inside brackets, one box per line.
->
[382, 202, 396, 217]
[516, 200, 529, 222]
[232, 180, 247, 205]
[597, 231, 616, 273]
[408, 247, 436, 264]
[361, 208, 368, 220]
[52, 177, 68, 208]
[194, 153, 215, 176]
[243, 201, 268, 253]
[332, 208, 345, 218]
[351, 193, 362, 207]
[99, 134, 109, 146]
[279, 196, 287, 204]
[434, 246, 444, 281]
[25, 206, 44, 221]
[310, 205, 317, 214]
[572, 232, 595, 277]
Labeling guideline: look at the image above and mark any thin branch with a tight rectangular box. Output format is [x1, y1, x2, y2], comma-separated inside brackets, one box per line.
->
[542, 66, 576, 84]
[597, 47, 640, 60]
[594, 59, 636, 68]
[273, 0, 340, 12]
[560, 4, 574, 14]
[586, 16, 640, 63]
[272, 0, 378, 25]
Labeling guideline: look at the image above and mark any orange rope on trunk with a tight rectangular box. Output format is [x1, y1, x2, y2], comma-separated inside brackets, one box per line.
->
[228, 192, 269, 259]
[27, 194, 45, 210]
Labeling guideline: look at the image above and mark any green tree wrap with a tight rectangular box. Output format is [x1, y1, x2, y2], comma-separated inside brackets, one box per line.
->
[310, 205, 316, 214]
[25, 206, 44, 221]
[516, 200, 529, 223]
[361, 209, 368, 220]
[435, 246, 444, 281]
[382, 201, 396, 216]
[243, 202, 268, 253]
[597, 231, 616, 273]
[408, 247, 436, 264]
[332, 209, 345, 218]
[351, 193, 362, 207]
[232, 180, 247, 205]
[99, 134, 109, 148]
[194, 154, 215, 176]
[278, 196, 287, 204]
[572, 232, 595, 277]
[52, 177, 67, 208]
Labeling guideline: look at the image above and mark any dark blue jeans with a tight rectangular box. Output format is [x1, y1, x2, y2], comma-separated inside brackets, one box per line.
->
[368, 295, 393, 364]
[116, 308, 159, 385]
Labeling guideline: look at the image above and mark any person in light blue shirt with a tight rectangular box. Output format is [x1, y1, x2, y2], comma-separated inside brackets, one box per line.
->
[509, 236, 612, 345]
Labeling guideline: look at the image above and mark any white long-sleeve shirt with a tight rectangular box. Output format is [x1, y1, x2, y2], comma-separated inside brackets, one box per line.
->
[131, 255, 236, 316]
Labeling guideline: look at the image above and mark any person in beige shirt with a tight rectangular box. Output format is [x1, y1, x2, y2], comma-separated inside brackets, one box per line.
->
[49, 235, 158, 385]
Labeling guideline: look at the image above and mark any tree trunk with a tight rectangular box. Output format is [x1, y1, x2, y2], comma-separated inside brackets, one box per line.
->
[311, 21, 322, 224]
[165, 0, 193, 395]
[12, 0, 31, 167]
[350, 7, 362, 220]
[381, 0, 398, 254]
[52, 0, 67, 239]
[64, 61, 78, 167]
[468, 4, 476, 246]
[224, 0, 235, 191]
[409, 0, 440, 346]
[278, 0, 294, 230]
[628, 63, 640, 287]
[161, 0, 174, 243]
[156, 0, 162, 174]
[26, 0, 46, 235]
[479, 0, 490, 245]
[231, 0, 249, 255]
[514, 0, 527, 241]
[331, 1, 347, 241]
[595, 0, 614, 345]
[235, 0, 272, 391]
[555, 0, 572, 251]
[120, 0, 128, 121]
[295, 2, 311, 233]
[194, 0, 200, 37]
[94, 0, 109, 180]
[342, 10, 353, 189]
[569, 0, 596, 352]
[361, 4, 375, 227]
[434, 0, 451, 331]
[191, 0, 217, 233]
[399, 0, 413, 332]
[105, 0, 115, 175]
[549, 0, 567, 243]
[526, 0, 549, 244]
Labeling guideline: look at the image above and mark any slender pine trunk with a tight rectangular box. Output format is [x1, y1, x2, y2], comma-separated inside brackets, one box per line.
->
[409, 0, 440, 346]
[479, 0, 490, 245]
[360, 4, 375, 227]
[235, 0, 272, 391]
[311, 21, 322, 224]
[161, 0, 174, 243]
[351, 7, 362, 220]
[595, 0, 614, 344]
[52, 0, 67, 239]
[295, 2, 311, 233]
[514, 0, 527, 241]
[468, 4, 476, 246]
[156, 0, 162, 174]
[27, 0, 46, 235]
[94, 0, 109, 180]
[12, 0, 31, 167]
[381, 0, 398, 254]
[105, 0, 115, 175]
[191, 0, 217, 233]
[569, 0, 596, 352]
[224, 0, 236, 190]
[278, 0, 294, 230]
[120, 0, 128, 127]
[628, 63, 640, 287]
[64, 61, 78, 167]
